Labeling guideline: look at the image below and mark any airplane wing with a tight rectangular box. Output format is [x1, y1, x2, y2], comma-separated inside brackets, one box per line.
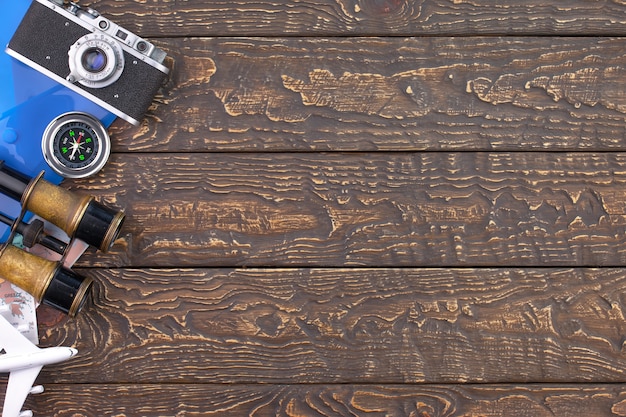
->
[3, 366, 43, 417]
[0, 315, 42, 417]
[0, 314, 39, 354]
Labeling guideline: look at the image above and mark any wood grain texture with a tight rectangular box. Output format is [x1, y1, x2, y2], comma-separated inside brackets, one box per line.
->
[28, 268, 626, 384]
[5, 384, 626, 416]
[2, 1, 624, 416]
[85, 0, 626, 37]
[112, 37, 626, 152]
[67, 152, 626, 267]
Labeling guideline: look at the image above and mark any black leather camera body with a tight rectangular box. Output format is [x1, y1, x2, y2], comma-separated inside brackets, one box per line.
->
[6, 0, 170, 125]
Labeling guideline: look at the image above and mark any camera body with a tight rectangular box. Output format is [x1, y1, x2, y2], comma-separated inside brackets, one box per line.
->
[7, 0, 170, 126]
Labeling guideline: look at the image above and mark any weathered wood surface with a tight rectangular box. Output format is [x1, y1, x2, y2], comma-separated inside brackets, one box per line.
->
[111, 37, 626, 152]
[69, 152, 626, 268]
[8, 265, 626, 414]
[6, 384, 626, 416]
[88, 0, 626, 36]
[2, 0, 626, 416]
[31, 268, 626, 384]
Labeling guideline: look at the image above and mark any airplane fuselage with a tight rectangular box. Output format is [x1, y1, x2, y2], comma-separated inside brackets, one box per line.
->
[0, 347, 77, 372]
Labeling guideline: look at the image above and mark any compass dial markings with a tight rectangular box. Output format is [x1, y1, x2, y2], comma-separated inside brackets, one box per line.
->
[42, 113, 111, 178]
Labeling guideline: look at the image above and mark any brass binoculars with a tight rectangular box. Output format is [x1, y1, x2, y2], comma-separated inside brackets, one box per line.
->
[0, 161, 125, 252]
[0, 161, 125, 316]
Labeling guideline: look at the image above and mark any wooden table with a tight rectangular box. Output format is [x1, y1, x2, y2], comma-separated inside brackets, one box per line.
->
[7, 0, 626, 415]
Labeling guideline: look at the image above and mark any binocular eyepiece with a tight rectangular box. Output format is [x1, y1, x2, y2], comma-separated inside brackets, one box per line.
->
[0, 244, 92, 317]
[0, 160, 126, 316]
[0, 160, 125, 252]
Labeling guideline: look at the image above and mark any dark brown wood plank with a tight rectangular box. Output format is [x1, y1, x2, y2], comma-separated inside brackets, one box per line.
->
[6, 383, 626, 416]
[69, 152, 626, 267]
[31, 268, 626, 384]
[86, 0, 626, 37]
[114, 37, 626, 152]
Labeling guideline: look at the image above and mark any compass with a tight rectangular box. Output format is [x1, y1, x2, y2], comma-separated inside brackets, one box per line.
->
[42, 112, 111, 178]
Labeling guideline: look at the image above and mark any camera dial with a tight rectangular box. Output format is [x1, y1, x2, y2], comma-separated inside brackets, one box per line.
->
[67, 33, 124, 88]
[41, 112, 111, 178]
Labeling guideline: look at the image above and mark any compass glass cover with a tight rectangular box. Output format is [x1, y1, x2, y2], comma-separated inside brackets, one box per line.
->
[42, 112, 111, 179]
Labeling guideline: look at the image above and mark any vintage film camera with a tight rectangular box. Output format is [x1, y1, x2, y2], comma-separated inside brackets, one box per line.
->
[6, 0, 171, 126]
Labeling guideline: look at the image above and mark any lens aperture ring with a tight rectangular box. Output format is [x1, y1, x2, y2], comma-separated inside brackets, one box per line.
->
[67, 33, 124, 88]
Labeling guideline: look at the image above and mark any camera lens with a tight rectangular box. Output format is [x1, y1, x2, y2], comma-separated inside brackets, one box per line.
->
[82, 47, 108, 73]
[68, 34, 125, 88]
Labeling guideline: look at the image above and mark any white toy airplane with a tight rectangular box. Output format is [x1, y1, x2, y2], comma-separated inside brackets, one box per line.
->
[0, 312, 77, 417]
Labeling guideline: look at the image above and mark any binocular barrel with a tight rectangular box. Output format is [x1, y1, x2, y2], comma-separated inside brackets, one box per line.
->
[0, 244, 92, 317]
[0, 161, 125, 252]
